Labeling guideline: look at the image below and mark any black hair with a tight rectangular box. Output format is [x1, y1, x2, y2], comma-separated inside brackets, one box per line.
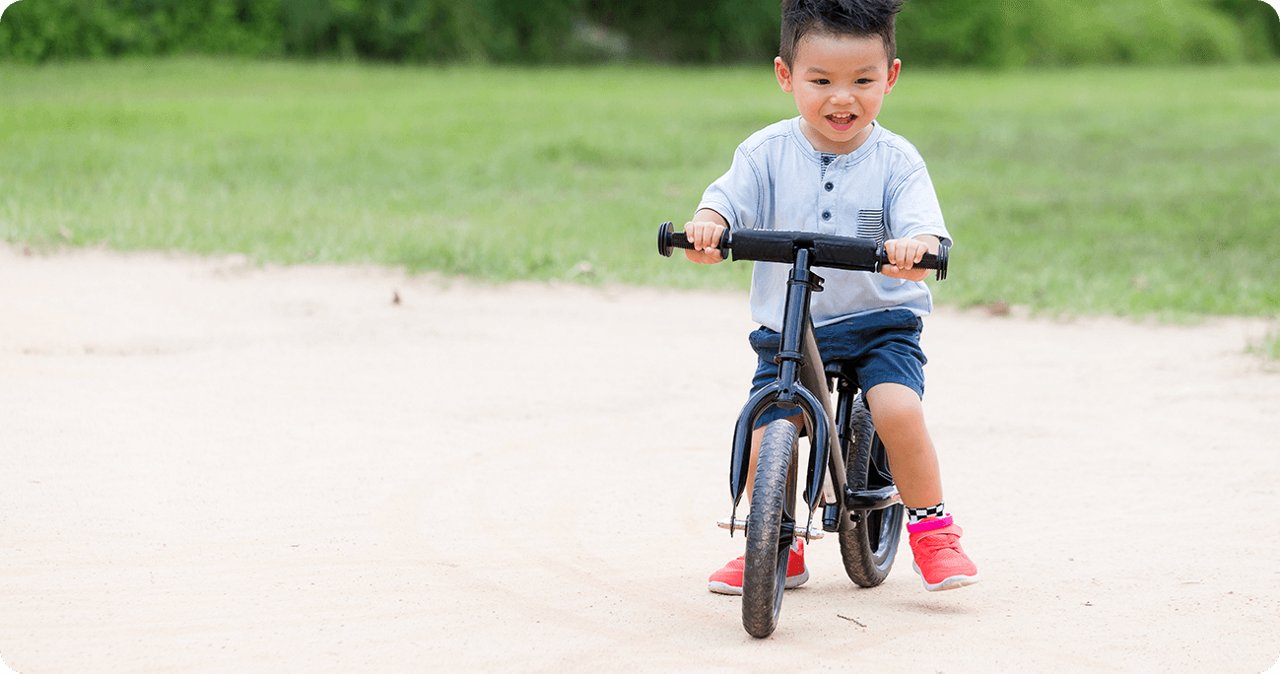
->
[779, 0, 904, 67]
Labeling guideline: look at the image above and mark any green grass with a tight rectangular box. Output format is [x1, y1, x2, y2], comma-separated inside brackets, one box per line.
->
[1, 59, 1278, 321]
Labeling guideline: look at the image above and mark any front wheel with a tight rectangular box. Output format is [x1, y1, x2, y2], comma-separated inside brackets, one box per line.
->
[742, 419, 799, 638]
[838, 395, 904, 587]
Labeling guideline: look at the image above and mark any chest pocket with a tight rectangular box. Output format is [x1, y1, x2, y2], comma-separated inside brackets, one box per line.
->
[856, 209, 886, 245]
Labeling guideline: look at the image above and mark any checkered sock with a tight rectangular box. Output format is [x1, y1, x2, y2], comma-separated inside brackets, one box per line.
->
[906, 502, 945, 524]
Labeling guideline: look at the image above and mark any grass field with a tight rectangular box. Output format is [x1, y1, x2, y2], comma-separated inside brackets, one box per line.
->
[1, 59, 1277, 324]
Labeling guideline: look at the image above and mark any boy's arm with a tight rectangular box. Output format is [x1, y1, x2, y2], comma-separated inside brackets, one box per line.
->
[881, 234, 940, 282]
[683, 209, 730, 264]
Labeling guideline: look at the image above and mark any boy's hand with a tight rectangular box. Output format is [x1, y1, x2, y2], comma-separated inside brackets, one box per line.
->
[881, 235, 939, 282]
[683, 219, 727, 264]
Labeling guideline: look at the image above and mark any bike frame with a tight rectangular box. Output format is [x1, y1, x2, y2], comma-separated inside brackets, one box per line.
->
[726, 247, 901, 538]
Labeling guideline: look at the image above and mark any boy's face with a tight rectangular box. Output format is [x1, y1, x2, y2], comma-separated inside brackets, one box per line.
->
[775, 32, 900, 154]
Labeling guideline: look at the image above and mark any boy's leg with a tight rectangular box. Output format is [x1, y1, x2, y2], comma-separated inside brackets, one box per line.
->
[863, 382, 942, 508]
[865, 382, 978, 591]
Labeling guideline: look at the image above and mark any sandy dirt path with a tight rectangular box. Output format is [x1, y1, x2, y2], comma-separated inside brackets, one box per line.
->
[2, 246, 1278, 673]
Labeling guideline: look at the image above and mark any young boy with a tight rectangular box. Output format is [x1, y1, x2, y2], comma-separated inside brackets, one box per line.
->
[684, 0, 978, 593]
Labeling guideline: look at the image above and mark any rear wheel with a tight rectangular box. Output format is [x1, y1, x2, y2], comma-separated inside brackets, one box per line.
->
[742, 419, 798, 638]
[838, 395, 904, 587]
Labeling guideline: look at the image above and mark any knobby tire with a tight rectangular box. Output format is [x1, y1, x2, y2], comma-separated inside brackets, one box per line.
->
[742, 419, 799, 638]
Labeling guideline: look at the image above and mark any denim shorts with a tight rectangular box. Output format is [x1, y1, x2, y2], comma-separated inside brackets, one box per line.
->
[747, 308, 927, 430]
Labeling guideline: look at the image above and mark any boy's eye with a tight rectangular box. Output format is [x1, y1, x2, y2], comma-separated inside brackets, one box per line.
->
[813, 79, 830, 85]
[856, 78, 873, 85]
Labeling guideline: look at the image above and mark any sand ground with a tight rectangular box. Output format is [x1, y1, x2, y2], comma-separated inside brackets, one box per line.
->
[2, 246, 1278, 673]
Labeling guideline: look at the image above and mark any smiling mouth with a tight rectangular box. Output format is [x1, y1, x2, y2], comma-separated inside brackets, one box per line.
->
[827, 113, 855, 129]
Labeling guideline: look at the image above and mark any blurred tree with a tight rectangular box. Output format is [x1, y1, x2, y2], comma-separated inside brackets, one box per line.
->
[0, 0, 1276, 64]
[895, 0, 1275, 67]
[0, 0, 282, 60]
[487, 0, 583, 62]
[279, 0, 488, 61]
[894, 1, 1017, 67]
[584, 0, 778, 62]
[1214, 0, 1280, 58]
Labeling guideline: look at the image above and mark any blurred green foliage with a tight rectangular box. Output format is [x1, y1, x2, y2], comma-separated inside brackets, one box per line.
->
[0, 0, 1276, 64]
[0, 0, 585, 63]
[583, 0, 781, 63]
[897, 0, 1280, 66]
[0, 0, 283, 60]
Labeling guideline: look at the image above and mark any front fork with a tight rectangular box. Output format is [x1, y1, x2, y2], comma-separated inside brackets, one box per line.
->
[723, 250, 848, 541]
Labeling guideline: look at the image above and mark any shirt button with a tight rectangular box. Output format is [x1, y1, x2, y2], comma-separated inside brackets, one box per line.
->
[821, 210, 831, 221]
[824, 182, 834, 191]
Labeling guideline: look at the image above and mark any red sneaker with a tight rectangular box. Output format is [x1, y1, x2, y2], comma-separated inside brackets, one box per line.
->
[908, 515, 979, 591]
[707, 537, 809, 595]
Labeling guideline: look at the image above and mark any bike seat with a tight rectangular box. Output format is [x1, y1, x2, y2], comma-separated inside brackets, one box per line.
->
[823, 360, 866, 395]
[824, 360, 856, 379]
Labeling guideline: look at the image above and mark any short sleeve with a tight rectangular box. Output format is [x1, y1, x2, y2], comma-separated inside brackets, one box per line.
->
[698, 146, 763, 231]
[886, 164, 952, 247]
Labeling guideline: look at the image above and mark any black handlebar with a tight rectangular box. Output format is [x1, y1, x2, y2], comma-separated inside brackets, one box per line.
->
[657, 221, 948, 281]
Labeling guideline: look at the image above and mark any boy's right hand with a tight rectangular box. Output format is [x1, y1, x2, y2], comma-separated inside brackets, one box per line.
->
[683, 219, 727, 264]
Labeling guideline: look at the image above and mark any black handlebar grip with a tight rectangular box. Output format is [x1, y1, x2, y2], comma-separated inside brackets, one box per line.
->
[875, 243, 949, 281]
[657, 221, 728, 257]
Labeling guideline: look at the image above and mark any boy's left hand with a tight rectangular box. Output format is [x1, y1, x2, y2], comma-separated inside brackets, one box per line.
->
[881, 236, 939, 282]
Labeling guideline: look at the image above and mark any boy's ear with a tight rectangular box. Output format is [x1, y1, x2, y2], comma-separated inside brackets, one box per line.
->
[775, 56, 794, 93]
[885, 58, 901, 93]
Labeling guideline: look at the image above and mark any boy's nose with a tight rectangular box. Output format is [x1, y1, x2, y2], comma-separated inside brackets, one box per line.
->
[830, 89, 855, 104]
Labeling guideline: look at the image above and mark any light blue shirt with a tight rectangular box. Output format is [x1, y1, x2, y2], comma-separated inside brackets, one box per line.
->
[699, 118, 952, 331]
